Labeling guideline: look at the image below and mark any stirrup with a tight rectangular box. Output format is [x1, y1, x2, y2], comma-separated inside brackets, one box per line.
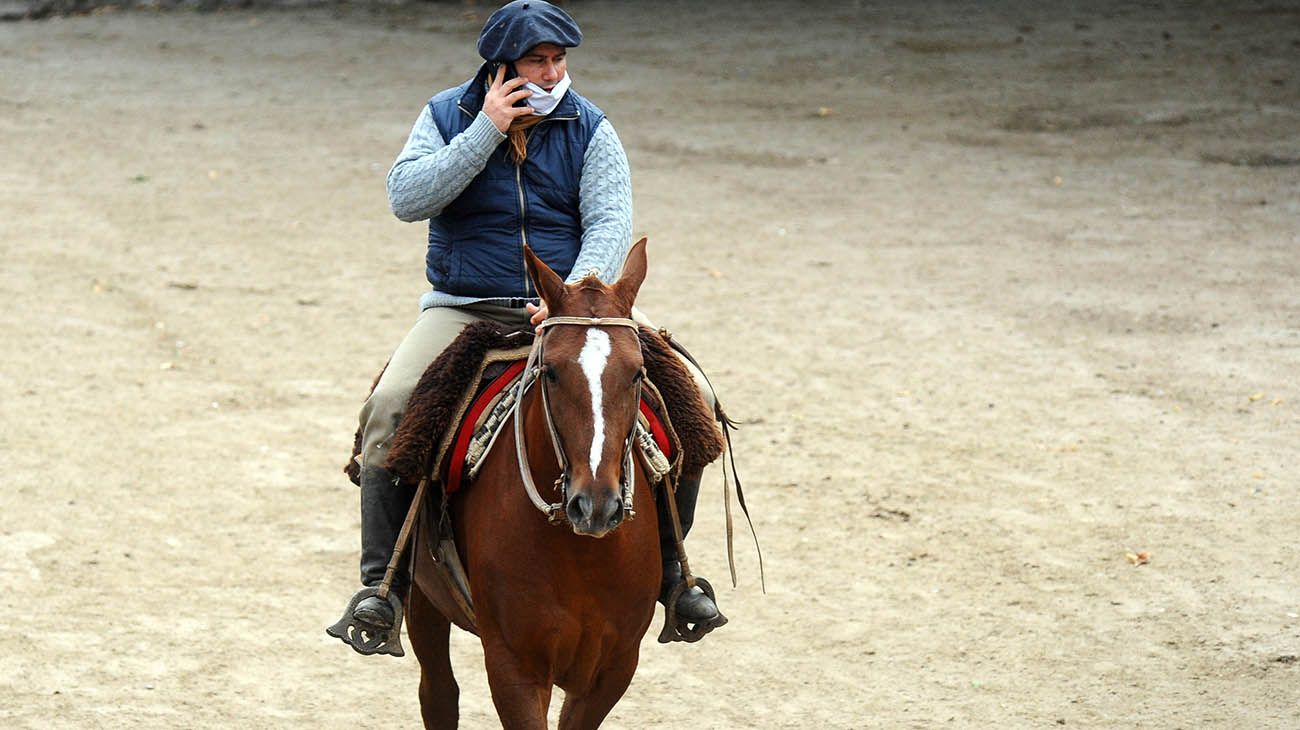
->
[326, 587, 405, 657]
[657, 576, 727, 643]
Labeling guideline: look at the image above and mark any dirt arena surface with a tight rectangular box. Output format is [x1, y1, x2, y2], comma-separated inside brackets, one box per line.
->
[2, 1, 1297, 727]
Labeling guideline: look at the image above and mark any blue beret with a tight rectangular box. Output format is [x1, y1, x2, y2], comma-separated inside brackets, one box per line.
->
[477, 1, 583, 62]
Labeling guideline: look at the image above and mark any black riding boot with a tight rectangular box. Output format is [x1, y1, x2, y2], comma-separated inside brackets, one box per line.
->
[657, 472, 720, 622]
[350, 466, 414, 630]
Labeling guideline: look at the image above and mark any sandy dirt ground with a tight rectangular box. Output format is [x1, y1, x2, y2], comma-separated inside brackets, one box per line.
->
[2, 1, 1298, 727]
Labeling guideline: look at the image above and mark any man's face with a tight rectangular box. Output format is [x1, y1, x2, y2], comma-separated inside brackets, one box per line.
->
[514, 43, 567, 91]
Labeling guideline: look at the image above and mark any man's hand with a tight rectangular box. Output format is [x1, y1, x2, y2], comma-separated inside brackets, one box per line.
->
[525, 301, 548, 334]
[484, 65, 534, 133]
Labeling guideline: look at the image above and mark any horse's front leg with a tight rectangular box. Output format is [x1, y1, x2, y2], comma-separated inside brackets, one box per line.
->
[556, 647, 640, 730]
[482, 640, 553, 730]
[406, 586, 459, 730]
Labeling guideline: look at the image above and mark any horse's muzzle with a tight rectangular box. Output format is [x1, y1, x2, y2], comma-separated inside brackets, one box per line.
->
[566, 489, 624, 537]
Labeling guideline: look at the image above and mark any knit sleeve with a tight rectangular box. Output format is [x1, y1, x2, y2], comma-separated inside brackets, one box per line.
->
[567, 119, 633, 284]
[386, 107, 506, 222]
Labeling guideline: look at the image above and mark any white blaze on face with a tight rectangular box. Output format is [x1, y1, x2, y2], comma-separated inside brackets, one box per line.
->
[578, 328, 612, 477]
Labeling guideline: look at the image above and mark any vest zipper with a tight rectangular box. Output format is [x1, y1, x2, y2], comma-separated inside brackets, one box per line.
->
[516, 161, 530, 296]
[515, 120, 563, 298]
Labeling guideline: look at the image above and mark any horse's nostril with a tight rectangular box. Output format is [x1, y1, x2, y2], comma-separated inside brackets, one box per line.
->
[593, 490, 623, 531]
[605, 501, 624, 530]
[566, 493, 592, 523]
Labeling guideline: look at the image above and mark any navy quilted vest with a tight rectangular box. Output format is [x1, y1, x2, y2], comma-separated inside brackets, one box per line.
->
[426, 78, 605, 298]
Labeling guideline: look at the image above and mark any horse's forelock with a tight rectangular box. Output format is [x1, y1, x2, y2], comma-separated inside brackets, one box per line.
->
[559, 277, 631, 319]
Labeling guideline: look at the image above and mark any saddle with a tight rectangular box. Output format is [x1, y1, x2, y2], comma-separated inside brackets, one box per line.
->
[344, 321, 724, 633]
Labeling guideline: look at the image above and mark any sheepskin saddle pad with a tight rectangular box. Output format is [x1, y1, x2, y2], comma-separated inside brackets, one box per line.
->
[345, 321, 724, 493]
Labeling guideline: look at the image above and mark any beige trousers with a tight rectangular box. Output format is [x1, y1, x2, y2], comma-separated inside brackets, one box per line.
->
[358, 303, 714, 468]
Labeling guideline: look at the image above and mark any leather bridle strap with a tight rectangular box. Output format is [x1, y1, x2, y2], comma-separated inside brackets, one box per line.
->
[512, 316, 641, 523]
[537, 316, 639, 331]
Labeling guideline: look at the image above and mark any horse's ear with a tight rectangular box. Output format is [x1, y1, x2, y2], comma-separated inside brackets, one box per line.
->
[612, 238, 648, 308]
[524, 245, 565, 308]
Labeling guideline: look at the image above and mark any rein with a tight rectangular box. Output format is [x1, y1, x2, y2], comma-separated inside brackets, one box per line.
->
[512, 315, 643, 524]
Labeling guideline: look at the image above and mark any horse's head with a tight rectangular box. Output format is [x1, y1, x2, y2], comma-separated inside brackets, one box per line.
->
[524, 239, 649, 537]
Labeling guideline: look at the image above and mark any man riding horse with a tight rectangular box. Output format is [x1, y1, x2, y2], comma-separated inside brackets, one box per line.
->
[339, 0, 722, 640]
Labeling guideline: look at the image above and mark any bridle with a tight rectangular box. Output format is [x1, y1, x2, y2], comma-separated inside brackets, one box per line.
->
[512, 315, 645, 525]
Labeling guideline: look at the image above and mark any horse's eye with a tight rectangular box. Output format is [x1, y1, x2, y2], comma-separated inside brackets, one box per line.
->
[544, 365, 559, 383]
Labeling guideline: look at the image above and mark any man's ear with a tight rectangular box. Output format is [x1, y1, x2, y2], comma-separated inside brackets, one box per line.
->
[524, 245, 565, 308]
[612, 238, 648, 309]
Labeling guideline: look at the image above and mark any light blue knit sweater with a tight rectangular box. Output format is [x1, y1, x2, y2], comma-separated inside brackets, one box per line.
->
[386, 105, 634, 311]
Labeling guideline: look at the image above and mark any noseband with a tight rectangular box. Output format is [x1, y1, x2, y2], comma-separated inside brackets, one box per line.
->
[513, 316, 644, 525]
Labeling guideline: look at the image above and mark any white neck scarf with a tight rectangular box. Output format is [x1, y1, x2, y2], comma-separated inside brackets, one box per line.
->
[523, 72, 572, 116]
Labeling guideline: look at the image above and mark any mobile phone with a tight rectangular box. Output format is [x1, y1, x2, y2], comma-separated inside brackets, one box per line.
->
[495, 62, 529, 108]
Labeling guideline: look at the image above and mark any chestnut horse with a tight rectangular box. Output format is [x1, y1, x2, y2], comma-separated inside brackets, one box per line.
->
[405, 239, 662, 729]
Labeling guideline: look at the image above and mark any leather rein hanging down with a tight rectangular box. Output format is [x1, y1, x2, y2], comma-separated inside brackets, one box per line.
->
[513, 315, 644, 524]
